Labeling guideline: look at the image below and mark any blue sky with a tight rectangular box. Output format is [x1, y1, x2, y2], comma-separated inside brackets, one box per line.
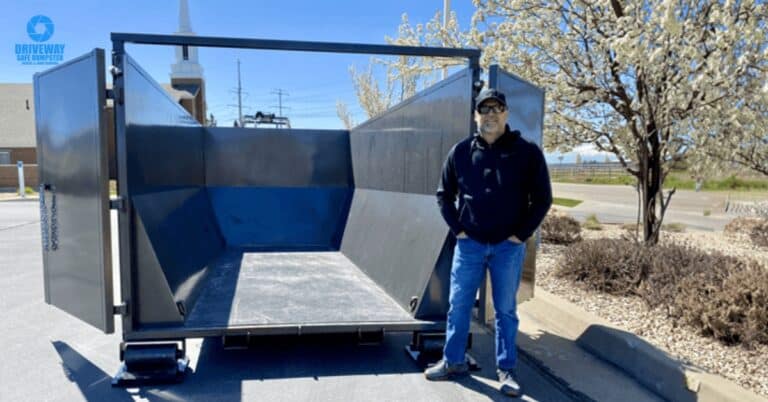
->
[1, 0, 607, 163]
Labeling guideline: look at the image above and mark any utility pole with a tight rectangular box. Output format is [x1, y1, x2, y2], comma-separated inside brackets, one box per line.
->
[442, 0, 450, 80]
[237, 59, 243, 126]
[271, 88, 289, 117]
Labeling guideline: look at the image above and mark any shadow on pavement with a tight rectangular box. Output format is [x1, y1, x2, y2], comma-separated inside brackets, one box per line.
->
[52, 330, 576, 402]
[52, 341, 133, 402]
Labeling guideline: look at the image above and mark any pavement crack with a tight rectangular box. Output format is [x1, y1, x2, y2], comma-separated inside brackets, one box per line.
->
[0, 221, 39, 231]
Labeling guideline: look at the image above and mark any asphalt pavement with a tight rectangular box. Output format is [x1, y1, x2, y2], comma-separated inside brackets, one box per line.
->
[552, 183, 735, 231]
[0, 201, 581, 402]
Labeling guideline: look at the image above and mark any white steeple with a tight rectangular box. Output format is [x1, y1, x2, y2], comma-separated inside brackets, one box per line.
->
[171, 0, 203, 79]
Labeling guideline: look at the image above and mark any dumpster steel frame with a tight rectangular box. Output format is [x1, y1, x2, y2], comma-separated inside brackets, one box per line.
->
[110, 33, 483, 339]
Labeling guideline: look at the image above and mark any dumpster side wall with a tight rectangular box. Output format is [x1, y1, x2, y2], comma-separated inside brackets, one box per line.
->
[343, 69, 473, 316]
[123, 55, 225, 326]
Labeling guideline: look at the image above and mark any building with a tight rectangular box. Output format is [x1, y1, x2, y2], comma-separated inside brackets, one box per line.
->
[0, 84, 38, 188]
[168, 0, 207, 125]
[0, 84, 36, 165]
[0, 0, 206, 188]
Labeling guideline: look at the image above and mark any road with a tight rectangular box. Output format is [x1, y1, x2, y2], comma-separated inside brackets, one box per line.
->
[552, 183, 735, 231]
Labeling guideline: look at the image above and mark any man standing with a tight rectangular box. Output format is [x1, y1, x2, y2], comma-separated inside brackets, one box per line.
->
[425, 88, 552, 397]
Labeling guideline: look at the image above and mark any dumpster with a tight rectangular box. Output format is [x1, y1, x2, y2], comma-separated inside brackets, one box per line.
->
[33, 33, 544, 385]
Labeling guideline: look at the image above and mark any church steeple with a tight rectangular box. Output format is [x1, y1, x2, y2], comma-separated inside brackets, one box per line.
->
[170, 0, 206, 125]
[171, 0, 203, 79]
[178, 0, 192, 32]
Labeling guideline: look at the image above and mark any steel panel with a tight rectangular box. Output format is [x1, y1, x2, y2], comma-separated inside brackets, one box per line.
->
[121, 53, 225, 331]
[184, 251, 413, 329]
[489, 65, 545, 147]
[340, 189, 449, 316]
[204, 127, 353, 187]
[124, 55, 204, 194]
[489, 65, 546, 303]
[351, 69, 473, 195]
[33, 49, 113, 333]
[208, 187, 352, 250]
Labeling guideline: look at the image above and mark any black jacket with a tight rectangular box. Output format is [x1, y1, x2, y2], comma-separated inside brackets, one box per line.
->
[436, 125, 552, 243]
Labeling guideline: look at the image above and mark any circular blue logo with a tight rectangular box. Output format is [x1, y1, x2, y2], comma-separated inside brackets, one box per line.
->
[27, 15, 54, 42]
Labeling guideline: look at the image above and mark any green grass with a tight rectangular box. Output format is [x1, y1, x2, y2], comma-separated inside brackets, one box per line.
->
[552, 197, 583, 207]
[661, 222, 686, 233]
[17, 186, 37, 196]
[583, 213, 603, 230]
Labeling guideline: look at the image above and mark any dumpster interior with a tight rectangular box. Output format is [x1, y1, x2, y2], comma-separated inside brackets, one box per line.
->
[121, 54, 473, 333]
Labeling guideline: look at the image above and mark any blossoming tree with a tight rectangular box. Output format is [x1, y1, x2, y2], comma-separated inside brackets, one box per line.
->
[345, 1, 767, 244]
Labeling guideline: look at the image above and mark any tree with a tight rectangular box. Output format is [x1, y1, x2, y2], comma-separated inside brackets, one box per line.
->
[694, 83, 768, 176]
[378, 1, 766, 244]
[336, 12, 469, 128]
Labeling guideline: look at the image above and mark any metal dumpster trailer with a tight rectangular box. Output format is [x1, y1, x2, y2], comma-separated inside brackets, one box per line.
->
[33, 33, 544, 385]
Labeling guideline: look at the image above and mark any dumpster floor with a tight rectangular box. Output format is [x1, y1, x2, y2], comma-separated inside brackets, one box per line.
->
[184, 251, 416, 329]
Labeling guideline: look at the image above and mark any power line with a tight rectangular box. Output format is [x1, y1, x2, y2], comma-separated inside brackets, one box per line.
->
[237, 59, 243, 126]
[271, 88, 289, 117]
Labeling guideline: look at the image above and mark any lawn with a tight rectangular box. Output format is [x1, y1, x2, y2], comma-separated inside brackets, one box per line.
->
[552, 197, 583, 207]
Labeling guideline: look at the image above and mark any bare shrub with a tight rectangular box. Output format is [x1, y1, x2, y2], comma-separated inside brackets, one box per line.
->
[541, 213, 582, 245]
[749, 221, 768, 248]
[620, 223, 638, 232]
[557, 239, 646, 295]
[558, 239, 768, 348]
[724, 217, 764, 235]
[673, 262, 768, 347]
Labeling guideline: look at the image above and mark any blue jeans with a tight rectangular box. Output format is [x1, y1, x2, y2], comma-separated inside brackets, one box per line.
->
[443, 237, 526, 370]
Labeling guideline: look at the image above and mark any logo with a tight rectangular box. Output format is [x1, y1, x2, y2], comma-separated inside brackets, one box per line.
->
[15, 15, 65, 66]
[27, 15, 55, 42]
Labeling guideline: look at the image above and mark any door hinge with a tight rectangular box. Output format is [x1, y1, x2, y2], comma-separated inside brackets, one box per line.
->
[113, 303, 128, 316]
[109, 196, 124, 211]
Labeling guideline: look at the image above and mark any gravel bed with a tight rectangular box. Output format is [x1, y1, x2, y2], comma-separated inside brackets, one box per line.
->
[536, 226, 768, 398]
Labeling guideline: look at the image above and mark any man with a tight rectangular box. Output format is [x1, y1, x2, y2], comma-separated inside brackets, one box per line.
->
[425, 88, 552, 397]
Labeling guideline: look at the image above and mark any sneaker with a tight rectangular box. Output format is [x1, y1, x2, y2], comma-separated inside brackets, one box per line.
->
[497, 368, 522, 397]
[424, 359, 469, 381]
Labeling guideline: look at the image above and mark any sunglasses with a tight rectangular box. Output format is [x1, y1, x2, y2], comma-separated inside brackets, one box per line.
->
[477, 104, 506, 114]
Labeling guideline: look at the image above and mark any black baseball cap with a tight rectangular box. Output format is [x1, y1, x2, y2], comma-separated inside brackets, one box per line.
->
[475, 88, 507, 110]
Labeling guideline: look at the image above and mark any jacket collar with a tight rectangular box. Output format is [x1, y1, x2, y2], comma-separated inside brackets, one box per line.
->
[472, 124, 520, 150]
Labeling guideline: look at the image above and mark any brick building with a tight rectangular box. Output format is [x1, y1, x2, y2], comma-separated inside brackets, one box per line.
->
[0, 83, 38, 188]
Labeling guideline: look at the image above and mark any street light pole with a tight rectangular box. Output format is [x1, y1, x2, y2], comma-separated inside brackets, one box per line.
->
[442, 0, 450, 80]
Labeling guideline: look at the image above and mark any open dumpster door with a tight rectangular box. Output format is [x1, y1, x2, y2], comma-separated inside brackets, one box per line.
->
[34, 49, 114, 333]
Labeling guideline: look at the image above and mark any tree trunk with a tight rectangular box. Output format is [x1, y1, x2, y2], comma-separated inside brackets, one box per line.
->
[639, 125, 663, 245]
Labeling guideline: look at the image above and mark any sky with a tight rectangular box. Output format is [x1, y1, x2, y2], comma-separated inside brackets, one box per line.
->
[1, 0, 611, 163]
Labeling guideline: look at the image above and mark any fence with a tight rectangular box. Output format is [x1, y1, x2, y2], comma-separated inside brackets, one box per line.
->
[549, 163, 633, 180]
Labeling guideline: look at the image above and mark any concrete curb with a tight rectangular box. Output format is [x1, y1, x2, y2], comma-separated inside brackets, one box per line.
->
[523, 288, 767, 402]
[0, 197, 39, 202]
